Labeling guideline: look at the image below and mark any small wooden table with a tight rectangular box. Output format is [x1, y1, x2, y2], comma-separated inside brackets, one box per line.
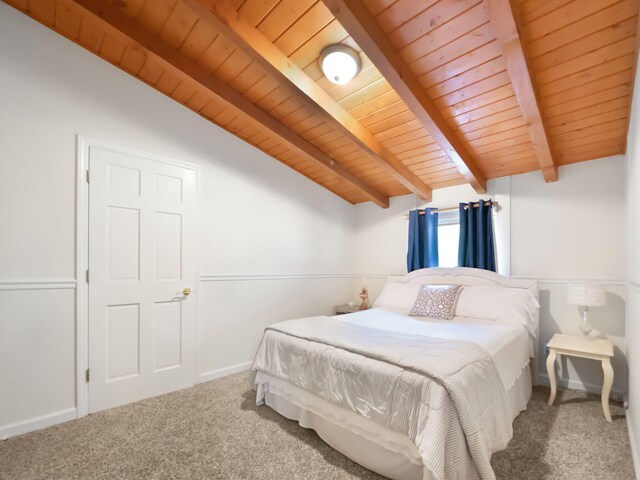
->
[546, 333, 614, 421]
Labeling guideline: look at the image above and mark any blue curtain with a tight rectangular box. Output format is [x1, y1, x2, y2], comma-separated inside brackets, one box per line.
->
[458, 200, 496, 271]
[407, 209, 439, 272]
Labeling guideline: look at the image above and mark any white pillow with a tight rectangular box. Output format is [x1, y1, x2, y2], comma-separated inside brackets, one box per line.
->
[455, 286, 539, 335]
[373, 280, 422, 314]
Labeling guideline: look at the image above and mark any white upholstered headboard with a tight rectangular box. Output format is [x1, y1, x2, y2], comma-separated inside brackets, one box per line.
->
[394, 267, 539, 300]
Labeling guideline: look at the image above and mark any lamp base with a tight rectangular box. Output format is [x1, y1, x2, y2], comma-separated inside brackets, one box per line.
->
[359, 287, 370, 310]
[579, 306, 592, 336]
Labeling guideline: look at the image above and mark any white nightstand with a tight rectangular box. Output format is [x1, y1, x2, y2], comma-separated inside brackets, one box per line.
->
[546, 333, 614, 421]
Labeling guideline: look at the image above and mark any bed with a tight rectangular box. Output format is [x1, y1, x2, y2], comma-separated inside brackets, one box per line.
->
[250, 267, 539, 480]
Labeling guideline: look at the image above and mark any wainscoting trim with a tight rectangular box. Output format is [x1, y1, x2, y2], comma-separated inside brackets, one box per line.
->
[628, 281, 640, 292]
[198, 361, 253, 383]
[510, 277, 626, 286]
[0, 280, 77, 291]
[352, 274, 627, 285]
[0, 408, 77, 440]
[200, 274, 356, 282]
[0, 276, 625, 289]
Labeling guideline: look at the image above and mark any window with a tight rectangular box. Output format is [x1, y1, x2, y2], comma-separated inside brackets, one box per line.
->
[437, 210, 460, 268]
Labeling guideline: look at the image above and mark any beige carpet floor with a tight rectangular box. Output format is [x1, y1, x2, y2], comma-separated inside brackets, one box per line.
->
[0, 372, 633, 480]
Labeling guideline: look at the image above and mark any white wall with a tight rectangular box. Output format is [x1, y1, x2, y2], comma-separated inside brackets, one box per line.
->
[625, 40, 640, 473]
[510, 156, 626, 397]
[352, 156, 627, 397]
[0, 4, 356, 438]
[510, 157, 625, 279]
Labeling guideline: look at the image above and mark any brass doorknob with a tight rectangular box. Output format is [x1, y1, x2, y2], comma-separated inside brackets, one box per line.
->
[182, 287, 192, 296]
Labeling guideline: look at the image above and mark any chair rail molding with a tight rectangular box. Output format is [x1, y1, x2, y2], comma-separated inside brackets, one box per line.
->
[628, 280, 640, 292]
[344, 274, 626, 286]
[510, 277, 626, 286]
[199, 273, 357, 282]
[0, 279, 77, 291]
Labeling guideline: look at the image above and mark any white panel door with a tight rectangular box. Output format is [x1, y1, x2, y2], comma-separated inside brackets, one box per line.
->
[88, 146, 197, 413]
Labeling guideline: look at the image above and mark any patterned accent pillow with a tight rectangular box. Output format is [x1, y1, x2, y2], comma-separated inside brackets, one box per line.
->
[409, 284, 462, 320]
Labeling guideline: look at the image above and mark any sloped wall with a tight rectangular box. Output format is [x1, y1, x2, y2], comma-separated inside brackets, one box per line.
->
[0, 3, 356, 438]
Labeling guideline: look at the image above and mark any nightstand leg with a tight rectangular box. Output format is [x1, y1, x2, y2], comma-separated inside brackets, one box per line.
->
[601, 357, 614, 422]
[546, 349, 557, 406]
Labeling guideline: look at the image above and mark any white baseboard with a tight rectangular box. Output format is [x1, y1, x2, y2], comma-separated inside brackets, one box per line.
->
[627, 411, 640, 479]
[538, 373, 624, 402]
[198, 361, 252, 384]
[0, 408, 77, 440]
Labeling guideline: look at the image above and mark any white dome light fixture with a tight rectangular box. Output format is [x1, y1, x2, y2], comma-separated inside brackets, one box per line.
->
[319, 44, 361, 85]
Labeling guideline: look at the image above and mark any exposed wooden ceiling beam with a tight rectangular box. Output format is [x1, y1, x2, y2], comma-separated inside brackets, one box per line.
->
[187, 0, 432, 201]
[486, 0, 558, 182]
[66, 0, 389, 208]
[321, 0, 488, 194]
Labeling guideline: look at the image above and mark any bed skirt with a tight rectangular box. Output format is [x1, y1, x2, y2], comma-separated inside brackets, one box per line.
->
[254, 363, 532, 480]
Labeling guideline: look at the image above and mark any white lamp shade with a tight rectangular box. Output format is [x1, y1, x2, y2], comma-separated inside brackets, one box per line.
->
[567, 284, 607, 307]
[320, 45, 361, 85]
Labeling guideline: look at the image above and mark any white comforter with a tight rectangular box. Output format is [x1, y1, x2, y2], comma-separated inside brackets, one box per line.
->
[251, 308, 528, 480]
[342, 308, 534, 390]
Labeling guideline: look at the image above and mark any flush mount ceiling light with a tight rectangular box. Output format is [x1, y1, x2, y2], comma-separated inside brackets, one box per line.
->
[319, 44, 361, 85]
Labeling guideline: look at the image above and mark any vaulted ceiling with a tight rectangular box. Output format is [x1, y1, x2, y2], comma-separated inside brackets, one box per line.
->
[5, 0, 639, 207]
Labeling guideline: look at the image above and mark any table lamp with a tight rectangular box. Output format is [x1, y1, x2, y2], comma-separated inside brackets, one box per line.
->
[567, 284, 607, 335]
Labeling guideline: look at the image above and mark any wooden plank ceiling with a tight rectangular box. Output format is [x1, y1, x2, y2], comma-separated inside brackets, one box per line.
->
[5, 0, 639, 207]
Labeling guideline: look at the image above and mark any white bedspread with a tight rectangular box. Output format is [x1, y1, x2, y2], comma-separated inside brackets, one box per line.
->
[251, 310, 522, 480]
[339, 308, 534, 390]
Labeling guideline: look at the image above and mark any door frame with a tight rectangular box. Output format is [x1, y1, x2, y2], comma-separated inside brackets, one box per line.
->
[75, 135, 200, 418]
